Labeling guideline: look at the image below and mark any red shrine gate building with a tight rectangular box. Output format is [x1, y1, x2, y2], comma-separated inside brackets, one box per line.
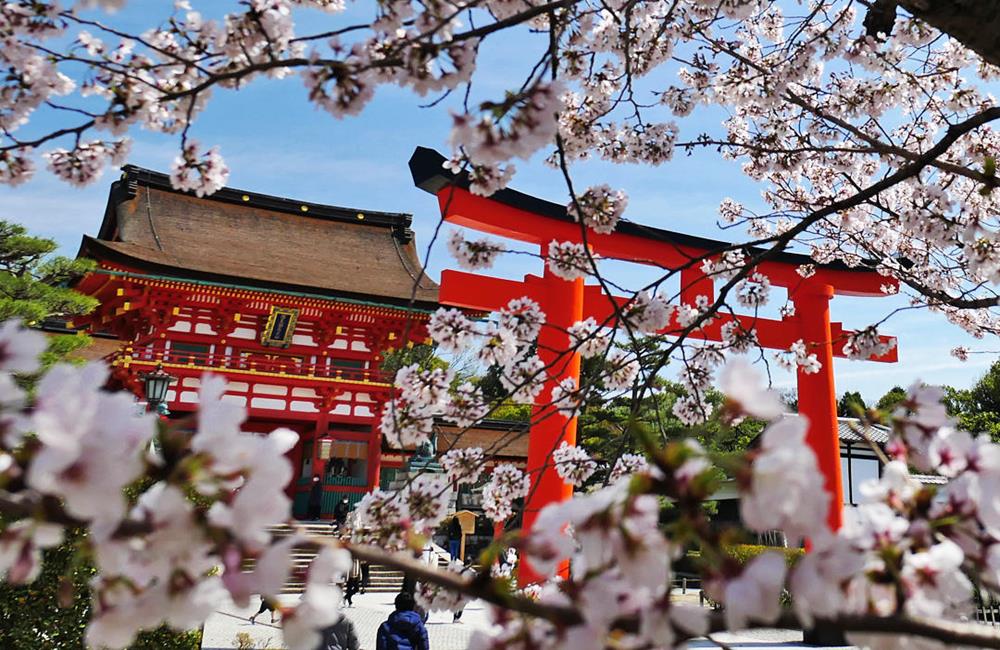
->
[70, 165, 458, 517]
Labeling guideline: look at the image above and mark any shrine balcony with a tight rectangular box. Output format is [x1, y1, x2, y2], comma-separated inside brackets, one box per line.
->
[113, 347, 393, 387]
[112, 346, 391, 422]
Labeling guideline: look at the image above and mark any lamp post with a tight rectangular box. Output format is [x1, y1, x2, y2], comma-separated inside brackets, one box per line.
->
[139, 363, 176, 416]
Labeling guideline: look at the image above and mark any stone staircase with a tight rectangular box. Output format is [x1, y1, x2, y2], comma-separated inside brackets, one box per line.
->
[253, 523, 449, 595]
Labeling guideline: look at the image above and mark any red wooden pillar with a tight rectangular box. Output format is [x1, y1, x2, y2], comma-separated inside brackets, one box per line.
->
[793, 282, 844, 531]
[313, 411, 329, 479]
[680, 265, 714, 306]
[366, 427, 382, 492]
[519, 265, 585, 585]
[285, 433, 304, 500]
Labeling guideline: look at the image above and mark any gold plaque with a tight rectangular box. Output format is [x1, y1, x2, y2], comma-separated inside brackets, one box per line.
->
[260, 306, 299, 348]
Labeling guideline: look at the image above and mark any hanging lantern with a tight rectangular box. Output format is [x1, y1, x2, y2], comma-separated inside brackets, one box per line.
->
[140, 363, 175, 411]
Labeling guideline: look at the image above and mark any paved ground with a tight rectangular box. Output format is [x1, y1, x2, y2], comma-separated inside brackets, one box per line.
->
[200, 591, 849, 650]
[201, 591, 491, 650]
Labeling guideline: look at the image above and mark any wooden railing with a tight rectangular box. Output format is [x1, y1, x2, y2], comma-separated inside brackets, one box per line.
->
[123, 347, 389, 384]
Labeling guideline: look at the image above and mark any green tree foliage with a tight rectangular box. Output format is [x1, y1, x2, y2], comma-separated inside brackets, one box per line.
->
[577, 380, 763, 472]
[0, 220, 98, 369]
[380, 342, 449, 376]
[490, 400, 531, 422]
[942, 361, 1000, 439]
[0, 220, 96, 323]
[577, 338, 763, 471]
[837, 390, 867, 417]
[0, 526, 201, 649]
[875, 386, 907, 413]
[0, 528, 92, 648]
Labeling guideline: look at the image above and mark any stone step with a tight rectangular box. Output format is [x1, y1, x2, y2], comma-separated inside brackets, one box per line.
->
[252, 523, 454, 595]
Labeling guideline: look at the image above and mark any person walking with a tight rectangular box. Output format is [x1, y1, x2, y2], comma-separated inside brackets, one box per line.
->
[376, 592, 429, 650]
[359, 559, 371, 593]
[451, 561, 475, 624]
[344, 558, 362, 607]
[307, 475, 323, 521]
[316, 615, 360, 650]
[249, 598, 277, 625]
[334, 496, 351, 528]
[447, 516, 462, 561]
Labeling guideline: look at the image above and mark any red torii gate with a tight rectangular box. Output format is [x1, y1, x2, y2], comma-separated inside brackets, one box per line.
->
[410, 147, 898, 581]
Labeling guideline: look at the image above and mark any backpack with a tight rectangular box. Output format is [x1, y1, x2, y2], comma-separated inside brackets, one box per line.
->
[323, 618, 358, 650]
[324, 633, 344, 650]
[322, 626, 345, 650]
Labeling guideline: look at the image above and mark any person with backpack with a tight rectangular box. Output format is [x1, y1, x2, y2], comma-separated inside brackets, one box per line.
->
[376, 591, 429, 650]
[316, 614, 360, 650]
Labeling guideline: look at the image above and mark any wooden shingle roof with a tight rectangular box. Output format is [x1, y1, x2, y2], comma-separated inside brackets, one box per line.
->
[79, 165, 439, 307]
[383, 419, 529, 459]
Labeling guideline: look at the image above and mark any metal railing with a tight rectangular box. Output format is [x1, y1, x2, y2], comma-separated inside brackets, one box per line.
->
[122, 347, 389, 384]
[978, 591, 1000, 626]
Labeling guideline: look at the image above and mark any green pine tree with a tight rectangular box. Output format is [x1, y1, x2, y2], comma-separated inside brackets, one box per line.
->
[0, 221, 200, 648]
[0, 220, 98, 369]
[837, 390, 867, 417]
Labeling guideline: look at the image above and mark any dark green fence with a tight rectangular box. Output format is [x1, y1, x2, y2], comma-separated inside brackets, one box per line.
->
[292, 486, 367, 519]
[380, 468, 399, 490]
[324, 475, 366, 487]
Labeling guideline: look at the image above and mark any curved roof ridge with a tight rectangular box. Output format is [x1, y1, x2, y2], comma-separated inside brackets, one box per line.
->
[118, 164, 414, 229]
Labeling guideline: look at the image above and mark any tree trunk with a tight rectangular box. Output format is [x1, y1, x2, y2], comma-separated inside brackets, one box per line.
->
[900, 1, 1000, 69]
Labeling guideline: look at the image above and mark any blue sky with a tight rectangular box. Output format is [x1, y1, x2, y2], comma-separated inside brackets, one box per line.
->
[0, 3, 995, 403]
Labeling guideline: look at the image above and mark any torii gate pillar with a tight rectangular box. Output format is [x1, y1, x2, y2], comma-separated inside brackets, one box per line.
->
[522, 266, 584, 556]
[794, 282, 844, 531]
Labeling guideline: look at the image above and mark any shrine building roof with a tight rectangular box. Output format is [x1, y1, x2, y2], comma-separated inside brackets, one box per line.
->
[79, 165, 439, 308]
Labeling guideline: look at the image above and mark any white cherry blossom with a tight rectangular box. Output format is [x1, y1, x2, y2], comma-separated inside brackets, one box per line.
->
[552, 441, 596, 487]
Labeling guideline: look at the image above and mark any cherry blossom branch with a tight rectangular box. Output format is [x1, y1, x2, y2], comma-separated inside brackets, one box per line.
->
[324, 538, 582, 624]
[317, 534, 1000, 649]
[707, 611, 1000, 649]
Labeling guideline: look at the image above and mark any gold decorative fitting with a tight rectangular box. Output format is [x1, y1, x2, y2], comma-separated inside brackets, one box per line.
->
[242, 194, 250, 202]
[300, 205, 309, 212]
[356, 213, 365, 220]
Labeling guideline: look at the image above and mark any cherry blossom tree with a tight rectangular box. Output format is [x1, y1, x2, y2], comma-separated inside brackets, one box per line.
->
[4, 0, 1000, 648]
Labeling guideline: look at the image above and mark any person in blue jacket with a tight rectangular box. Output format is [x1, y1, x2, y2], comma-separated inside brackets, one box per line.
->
[376, 591, 429, 650]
